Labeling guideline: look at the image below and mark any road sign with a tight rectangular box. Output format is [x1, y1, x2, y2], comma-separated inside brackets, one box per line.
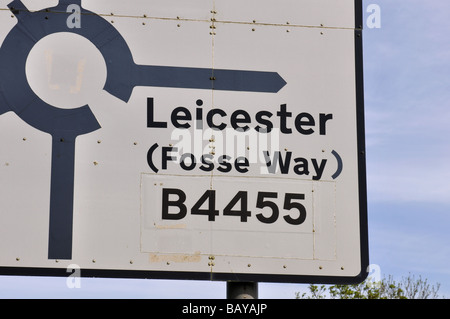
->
[0, 0, 368, 284]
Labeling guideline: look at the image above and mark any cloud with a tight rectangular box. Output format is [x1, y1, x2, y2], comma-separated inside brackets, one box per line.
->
[363, 0, 450, 203]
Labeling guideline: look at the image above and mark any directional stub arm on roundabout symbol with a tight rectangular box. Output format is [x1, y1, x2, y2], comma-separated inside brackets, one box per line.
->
[0, 0, 286, 260]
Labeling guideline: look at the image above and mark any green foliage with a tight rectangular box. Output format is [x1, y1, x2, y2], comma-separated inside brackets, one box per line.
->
[296, 274, 442, 299]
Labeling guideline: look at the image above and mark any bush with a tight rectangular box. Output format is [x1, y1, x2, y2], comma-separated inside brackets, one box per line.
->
[296, 274, 441, 299]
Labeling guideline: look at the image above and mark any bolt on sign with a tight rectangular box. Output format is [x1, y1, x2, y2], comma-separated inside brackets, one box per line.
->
[0, 0, 368, 284]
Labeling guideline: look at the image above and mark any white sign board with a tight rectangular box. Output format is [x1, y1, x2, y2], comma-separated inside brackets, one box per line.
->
[0, 0, 368, 284]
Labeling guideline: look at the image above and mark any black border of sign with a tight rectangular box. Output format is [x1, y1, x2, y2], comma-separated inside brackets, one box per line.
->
[0, 0, 369, 285]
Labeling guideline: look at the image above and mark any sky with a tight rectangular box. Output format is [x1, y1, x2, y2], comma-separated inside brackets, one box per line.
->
[1, 0, 450, 299]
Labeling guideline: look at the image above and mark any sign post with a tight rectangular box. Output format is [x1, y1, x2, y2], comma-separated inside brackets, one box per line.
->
[0, 0, 368, 286]
[227, 282, 258, 299]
